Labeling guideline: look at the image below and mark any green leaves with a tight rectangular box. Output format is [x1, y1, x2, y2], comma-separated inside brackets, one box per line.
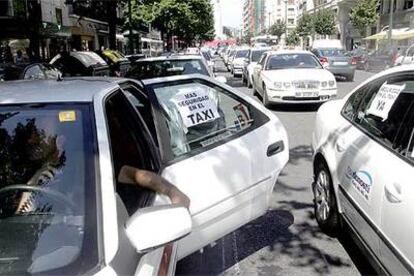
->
[350, 0, 380, 37]
[286, 31, 299, 46]
[313, 9, 336, 36]
[269, 20, 286, 38]
[296, 13, 314, 37]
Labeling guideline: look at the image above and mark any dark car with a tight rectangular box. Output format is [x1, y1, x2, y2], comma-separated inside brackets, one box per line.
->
[364, 49, 393, 72]
[50, 51, 110, 77]
[0, 63, 61, 81]
[96, 50, 131, 77]
[311, 48, 356, 81]
[347, 48, 368, 70]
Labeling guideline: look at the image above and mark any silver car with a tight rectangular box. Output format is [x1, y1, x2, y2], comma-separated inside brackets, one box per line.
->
[0, 75, 288, 275]
[311, 48, 356, 81]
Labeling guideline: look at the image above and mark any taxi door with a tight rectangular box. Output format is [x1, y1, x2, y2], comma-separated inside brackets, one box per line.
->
[142, 75, 288, 260]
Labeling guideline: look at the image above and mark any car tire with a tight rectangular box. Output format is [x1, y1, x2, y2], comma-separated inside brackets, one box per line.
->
[313, 160, 340, 236]
[247, 76, 252, 88]
[262, 84, 271, 108]
[242, 73, 246, 85]
[346, 74, 354, 82]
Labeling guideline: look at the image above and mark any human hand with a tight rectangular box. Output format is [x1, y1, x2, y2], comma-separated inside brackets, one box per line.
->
[168, 186, 190, 209]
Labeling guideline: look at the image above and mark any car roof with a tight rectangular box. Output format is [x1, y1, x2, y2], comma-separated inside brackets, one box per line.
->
[0, 77, 123, 104]
[268, 49, 313, 55]
[137, 55, 203, 62]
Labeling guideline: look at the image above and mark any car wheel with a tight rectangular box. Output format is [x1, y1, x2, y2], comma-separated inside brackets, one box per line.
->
[313, 160, 340, 236]
[364, 62, 369, 71]
[262, 84, 271, 108]
[242, 73, 246, 84]
[346, 74, 354, 82]
[247, 76, 252, 88]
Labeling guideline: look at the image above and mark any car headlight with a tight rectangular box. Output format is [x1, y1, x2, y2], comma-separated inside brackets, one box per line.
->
[321, 81, 328, 88]
[329, 80, 336, 87]
[274, 82, 283, 89]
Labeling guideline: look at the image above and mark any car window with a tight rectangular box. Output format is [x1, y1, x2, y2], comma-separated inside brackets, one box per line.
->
[266, 54, 322, 70]
[235, 50, 249, 58]
[151, 79, 268, 158]
[105, 91, 156, 214]
[251, 50, 268, 62]
[353, 74, 414, 149]
[319, 49, 346, 57]
[24, 65, 45, 80]
[259, 54, 267, 66]
[342, 84, 371, 121]
[0, 104, 99, 274]
[127, 59, 209, 79]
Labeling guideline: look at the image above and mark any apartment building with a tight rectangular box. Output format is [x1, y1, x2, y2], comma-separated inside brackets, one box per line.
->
[243, 0, 266, 36]
[267, 0, 298, 34]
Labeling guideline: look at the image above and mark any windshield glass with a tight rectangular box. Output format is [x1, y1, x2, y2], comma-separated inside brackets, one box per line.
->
[0, 104, 98, 275]
[201, 51, 211, 61]
[319, 49, 346, 57]
[128, 59, 209, 79]
[251, 50, 268, 62]
[235, 50, 249, 58]
[72, 52, 107, 66]
[266, 54, 322, 70]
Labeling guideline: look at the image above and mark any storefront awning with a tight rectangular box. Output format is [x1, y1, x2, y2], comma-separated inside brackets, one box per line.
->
[363, 28, 411, 40]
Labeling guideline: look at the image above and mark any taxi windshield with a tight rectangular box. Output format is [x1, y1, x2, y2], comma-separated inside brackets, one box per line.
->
[266, 54, 323, 70]
[0, 104, 99, 275]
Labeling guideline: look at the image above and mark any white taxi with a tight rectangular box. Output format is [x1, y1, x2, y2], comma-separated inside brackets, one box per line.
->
[0, 75, 288, 275]
[252, 50, 337, 107]
[312, 65, 414, 274]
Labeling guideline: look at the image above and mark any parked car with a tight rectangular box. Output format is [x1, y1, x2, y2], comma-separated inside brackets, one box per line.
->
[96, 50, 131, 77]
[126, 55, 226, 83]
[252, 50, 337, 107]
[363, 49, 394, 72]
[50, 51, 110, 77]
[230, 47, 250, 77]
[0, 62, 61, 81]
[0, 75, 289, 275]
[242, 47, 271, 88]
[312, 65, 414, 275]
[311, 47, 356, 81]
[394, 44, 414, 66]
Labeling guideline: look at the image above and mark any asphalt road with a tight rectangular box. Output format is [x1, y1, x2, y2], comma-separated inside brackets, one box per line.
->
[176, 60, 377, 276]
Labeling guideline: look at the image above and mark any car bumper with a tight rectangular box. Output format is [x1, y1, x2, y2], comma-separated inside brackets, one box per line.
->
[327, 66, 355, 76]
[233, 67, 243, 75]
[267, 89, 337, 104]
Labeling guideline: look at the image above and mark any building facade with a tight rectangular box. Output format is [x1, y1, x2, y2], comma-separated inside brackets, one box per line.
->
[243, 0, 266, 36]
[267, 0, 298, 34]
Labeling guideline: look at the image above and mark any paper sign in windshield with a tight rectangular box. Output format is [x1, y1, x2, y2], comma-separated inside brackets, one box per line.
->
[172, 88, 220, 128]
[367, 82, 406, 121]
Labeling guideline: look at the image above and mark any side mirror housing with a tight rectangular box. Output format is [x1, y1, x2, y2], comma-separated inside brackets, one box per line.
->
[215, 75, 227, 84]
[125, 205, 192, 253]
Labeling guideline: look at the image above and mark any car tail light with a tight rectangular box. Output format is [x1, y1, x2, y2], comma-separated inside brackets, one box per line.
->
[319, 57, 328, 64]
[350, 57, 357, 65]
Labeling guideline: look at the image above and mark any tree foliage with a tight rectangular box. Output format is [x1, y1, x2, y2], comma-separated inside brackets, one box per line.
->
[350, 0, 380, 37]
[286, 30, 299, 46]
[242, 31, 253, 45]
[126, 0, 215, 45]
[296, 13, 314, 37]
[313, 9, 336, 36]
[268, 20, 286, 39]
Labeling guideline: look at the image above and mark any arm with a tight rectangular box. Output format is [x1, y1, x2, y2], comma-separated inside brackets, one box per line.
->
[118, 165, 190, 208]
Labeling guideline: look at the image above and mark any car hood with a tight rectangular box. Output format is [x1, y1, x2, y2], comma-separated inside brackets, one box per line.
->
[262, 68, 335, 81]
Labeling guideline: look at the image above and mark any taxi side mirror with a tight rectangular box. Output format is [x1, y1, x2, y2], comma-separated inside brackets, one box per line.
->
[125, 205, 192, 253]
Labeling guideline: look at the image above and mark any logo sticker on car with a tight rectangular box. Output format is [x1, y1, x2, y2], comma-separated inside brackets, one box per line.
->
[345, 166, 373, 201]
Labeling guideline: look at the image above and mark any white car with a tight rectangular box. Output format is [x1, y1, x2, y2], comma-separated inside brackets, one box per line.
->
[242, 47, 272, 88]
[252, 50, 337, 107]
[0, 75, 288, 275]
[395, 44, 414, 66]
[231, 47, 250, 77]
[312, 65, 414, 275]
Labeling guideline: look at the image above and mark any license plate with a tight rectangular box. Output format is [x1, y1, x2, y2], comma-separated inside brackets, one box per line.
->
[333, 61, 348, 66]
[296, 92, 319, 97]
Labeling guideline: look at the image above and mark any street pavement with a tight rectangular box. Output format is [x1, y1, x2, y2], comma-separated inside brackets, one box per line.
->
[176, 60, 377, 276]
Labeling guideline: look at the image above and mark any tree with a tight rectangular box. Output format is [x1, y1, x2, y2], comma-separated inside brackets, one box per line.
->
[223, 26, 233, 38]
[286, 30, 299, 46]
[242, 31, 253, 45]
[296, 13, 314, 38]
[268, 20, 286, 39]
[350, 0, 380, 37]
[313, 9, 336, 36]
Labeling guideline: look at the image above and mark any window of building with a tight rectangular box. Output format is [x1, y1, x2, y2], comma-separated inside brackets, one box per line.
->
[404, 0, 414, 9]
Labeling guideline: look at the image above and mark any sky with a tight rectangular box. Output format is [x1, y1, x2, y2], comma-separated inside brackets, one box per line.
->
[220, 0, 243, 28]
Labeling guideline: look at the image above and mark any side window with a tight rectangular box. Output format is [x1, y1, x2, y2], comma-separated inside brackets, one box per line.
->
[342, 84, 371, 121]
[353, 74, 414, 150]
[259, 54, 267, 66]
[24, 65, 44, 80]
[152, 80, 268, 158]
[105, 91, 156, 214]
[121, 83, 157, 141]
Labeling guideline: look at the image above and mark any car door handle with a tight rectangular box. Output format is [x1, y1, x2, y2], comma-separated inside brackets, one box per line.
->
[385, 182, 402, 203]
[267, 140, 284, 157]
[336, 137, 347, 152]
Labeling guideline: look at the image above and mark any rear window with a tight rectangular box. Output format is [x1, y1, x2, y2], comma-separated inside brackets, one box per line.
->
[235, 50, 249, 58]
[319, 49, 346, 57]
[0, 104, 99, 275]
[251, 50, 268, 62]
[127, 59, 209, 79]
[72, 52, 107, 67]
